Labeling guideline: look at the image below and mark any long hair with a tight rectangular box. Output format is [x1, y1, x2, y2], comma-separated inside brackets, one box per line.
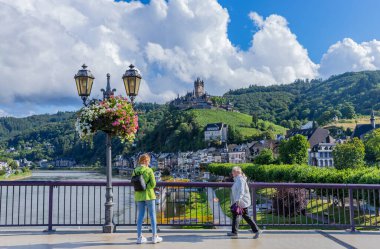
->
[232, 166, 246, 178]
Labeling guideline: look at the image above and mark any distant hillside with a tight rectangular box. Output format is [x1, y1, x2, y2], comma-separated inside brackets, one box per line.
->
[324, 115, 380, 131]
[138, 107, 285, 153]
[0, 103, 284, 162]
[190, 109, 285, 137]
[0, 103, 163, 165]
[225, 70, 380, 126]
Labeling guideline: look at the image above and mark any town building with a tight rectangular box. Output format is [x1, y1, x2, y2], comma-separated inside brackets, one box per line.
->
[17, 158, 32, 168]
[248, 139, 280, 161]
[113, 155, 130, 168]
[52, 158, 76, 168]
[0, 161, 8, 170]
[158, 153, 175, 170]
[204, 123, 228, 143]
[38, 159, 49, 168]
[351, 111, 380, 139]
[308, 137, 338, 167]
[227, 144, 248, 164]
[286, 127, 331, 148]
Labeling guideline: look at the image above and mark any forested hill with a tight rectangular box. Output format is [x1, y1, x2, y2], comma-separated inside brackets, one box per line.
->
[225, 70, 380, 127]
[0, 103, 283, 163]
[0, 103, 162, 165]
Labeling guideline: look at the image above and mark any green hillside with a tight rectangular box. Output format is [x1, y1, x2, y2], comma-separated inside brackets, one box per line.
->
[225, 70, 380, 127]
[137, 107, 286, 153]
[189, 109, 285, 137]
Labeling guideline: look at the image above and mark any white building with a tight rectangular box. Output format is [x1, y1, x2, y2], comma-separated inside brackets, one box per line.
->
[0, 161, 8, 170]
[228, 144, 248, 164]
[114, 155, 130, 168]
[308, 142, 336, 167]
[204, 123, 228, 143]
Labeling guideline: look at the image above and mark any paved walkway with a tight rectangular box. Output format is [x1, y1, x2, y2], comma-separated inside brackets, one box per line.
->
[207, 188, 231, 226]
[0, 229, 379, 249]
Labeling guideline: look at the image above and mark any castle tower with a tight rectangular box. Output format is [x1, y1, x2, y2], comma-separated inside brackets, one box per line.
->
[371, 110, 376, 129]
[194, 77, 205, 98]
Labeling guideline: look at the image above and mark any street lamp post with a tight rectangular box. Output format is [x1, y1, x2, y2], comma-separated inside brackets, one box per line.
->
[74, 64, 141, 233]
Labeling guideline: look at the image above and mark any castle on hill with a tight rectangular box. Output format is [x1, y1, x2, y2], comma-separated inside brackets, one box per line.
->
[171, 78, 233, 111]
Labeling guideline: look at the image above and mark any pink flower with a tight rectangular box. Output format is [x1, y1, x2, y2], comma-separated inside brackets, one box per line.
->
[112, 121, 120, 126]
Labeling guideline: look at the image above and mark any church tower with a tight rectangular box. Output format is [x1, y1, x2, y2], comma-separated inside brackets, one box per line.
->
[194, 78, 205, 98]
[371, 110, 376, 129]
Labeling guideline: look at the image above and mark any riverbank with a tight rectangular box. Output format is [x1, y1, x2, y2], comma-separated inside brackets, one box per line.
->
[0, 171, 32, 181]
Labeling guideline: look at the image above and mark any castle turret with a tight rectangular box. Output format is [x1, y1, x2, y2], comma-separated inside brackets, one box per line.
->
[194, 77, 205, 98]
[371, 110, 376, 129]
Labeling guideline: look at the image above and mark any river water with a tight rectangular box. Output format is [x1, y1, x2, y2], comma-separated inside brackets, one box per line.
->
[24, 170, 126, 181]
[0, 171, 136, 226]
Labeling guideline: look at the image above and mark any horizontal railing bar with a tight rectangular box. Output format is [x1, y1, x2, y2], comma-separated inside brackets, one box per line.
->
[1, 181, 380, 189]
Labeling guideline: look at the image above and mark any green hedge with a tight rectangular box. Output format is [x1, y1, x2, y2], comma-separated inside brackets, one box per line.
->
[207, 163, 380, 184]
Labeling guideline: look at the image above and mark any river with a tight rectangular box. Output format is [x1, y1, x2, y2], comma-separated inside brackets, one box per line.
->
[0, 170, 135, 226]
[23, 170, 126, 181]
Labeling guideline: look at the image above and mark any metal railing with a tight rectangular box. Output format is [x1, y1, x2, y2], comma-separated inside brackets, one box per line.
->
[0, 181, 379, 231]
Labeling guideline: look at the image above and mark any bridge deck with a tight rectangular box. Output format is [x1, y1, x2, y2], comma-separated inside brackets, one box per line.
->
[0, 229, 379, 249]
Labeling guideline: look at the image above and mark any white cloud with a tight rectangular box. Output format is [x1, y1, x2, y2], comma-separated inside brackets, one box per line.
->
[0, 109, 10, 117]
[0, 0, 379, 116]
[319, 38, 380, 77]
[0, 0, 320, 114]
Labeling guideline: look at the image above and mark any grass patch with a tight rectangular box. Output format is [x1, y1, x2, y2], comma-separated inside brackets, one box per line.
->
[158, 188, 213, 225]
[189, 109, 286, 138]
[0, 171, 32, 181]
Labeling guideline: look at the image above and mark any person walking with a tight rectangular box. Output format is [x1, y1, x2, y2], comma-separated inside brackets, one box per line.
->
[132, 154, 163, 244]
[227, 166, 261, 239]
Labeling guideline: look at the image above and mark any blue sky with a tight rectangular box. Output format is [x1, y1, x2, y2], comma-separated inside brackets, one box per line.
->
[1, 0, 380, 116]
[125, 0, 380, 61]
[218, 0, 380, 61]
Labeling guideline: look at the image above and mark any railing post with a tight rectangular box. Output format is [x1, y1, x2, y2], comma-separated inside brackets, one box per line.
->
[348, 188, 355, 232]
[251, 184, 257, 222]
[46, 185, 54, 232]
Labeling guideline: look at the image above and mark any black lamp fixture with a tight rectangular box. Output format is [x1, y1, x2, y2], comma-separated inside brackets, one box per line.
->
[122, 64, 142, 103]
[74, 64, 95, 105]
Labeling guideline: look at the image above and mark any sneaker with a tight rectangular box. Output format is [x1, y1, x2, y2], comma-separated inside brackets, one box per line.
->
[136, 236, 147, 244]
[152, 235, 163, 244]
[227, 232, 238, 238]
[253, 230, 262, 239]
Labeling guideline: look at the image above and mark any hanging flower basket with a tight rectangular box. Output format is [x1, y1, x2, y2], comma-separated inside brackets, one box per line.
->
[75, 96, 138, 143]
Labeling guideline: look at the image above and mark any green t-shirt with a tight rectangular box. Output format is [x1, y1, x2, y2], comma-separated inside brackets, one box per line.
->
[132, 165, 156, 201]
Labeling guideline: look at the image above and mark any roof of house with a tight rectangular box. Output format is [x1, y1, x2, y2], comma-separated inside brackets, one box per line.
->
[352, 124, 380, 138]
[249, 139, 279, 149]
[205, 122, 227, 131]
[286, 128, 330, 147]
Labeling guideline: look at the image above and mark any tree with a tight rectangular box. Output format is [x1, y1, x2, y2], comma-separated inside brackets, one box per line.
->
[333, 138, 365, 169]
[7, 159, 18, 170]
[279, 135, 309, 164]
[254, 148, 274, 165]
[251, 113, 259, 128]
[340, 102, 356, 119]
[364, 129, 380, 163]
[228, 125, 244, 144]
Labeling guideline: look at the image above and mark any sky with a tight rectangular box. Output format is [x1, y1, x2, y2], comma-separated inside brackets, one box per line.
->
[1, 0, 380, 117]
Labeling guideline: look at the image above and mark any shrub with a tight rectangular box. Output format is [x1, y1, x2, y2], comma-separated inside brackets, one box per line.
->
[272, 188, 307, 216]
[21, 167, 30, 173]
[207, 163, 380, 184]
[253, 149, 274, 165]
[333, 138, 365, 169]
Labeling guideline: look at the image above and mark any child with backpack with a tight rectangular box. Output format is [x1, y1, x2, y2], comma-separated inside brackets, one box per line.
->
[132, 154, 163, 244]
